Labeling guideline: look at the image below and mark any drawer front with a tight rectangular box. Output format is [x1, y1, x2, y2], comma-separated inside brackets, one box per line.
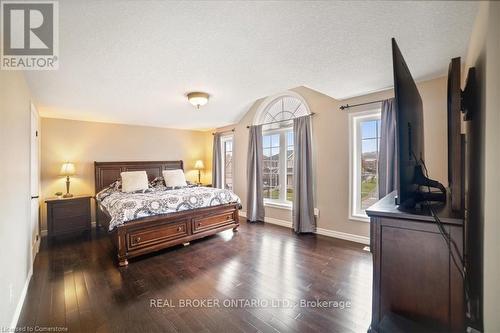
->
[52, 215, 90, 234]
[52, 201, 89, 219]
[193, 211, 235, 233]
[128, 221, 189, 250]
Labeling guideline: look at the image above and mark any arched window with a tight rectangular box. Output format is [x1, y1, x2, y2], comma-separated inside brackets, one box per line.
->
[254, 92, 310, 207]
[254, 92, 310, 130]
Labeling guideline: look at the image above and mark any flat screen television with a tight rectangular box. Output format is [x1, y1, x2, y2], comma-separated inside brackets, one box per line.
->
[448, 57, 464, 212]
[392, 38, 446, 208]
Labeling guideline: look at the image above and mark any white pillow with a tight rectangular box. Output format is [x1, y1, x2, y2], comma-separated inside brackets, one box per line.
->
[120, 171, 149, 193]
[163, 169, 187, 187]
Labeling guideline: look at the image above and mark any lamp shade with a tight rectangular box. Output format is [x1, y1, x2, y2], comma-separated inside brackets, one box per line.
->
[60, 162, 76, 176]
[194, 160, 205, 170]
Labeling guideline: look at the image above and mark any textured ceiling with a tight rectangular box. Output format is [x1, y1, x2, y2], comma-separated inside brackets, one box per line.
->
[25, 1, 478, 130]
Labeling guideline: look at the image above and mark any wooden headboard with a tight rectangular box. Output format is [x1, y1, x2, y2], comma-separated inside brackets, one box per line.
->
[94, 160, 183, 193]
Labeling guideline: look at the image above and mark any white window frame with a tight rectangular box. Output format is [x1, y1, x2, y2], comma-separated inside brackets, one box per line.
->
[262, 127, 293, 209]
[220, 134, 234, 190]
[253, 91, 311, 211]
[349, 109, 381, 222]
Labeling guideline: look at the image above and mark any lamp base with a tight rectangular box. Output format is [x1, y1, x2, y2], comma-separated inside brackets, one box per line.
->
[64, 177, 73, 198]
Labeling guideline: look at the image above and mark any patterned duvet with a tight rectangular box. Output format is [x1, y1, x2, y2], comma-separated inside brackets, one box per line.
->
[96, 183, 241, 231]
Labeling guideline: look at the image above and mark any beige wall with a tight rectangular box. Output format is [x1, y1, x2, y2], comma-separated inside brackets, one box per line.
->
[216, 77, 448, 238]
[40, 118, 212, 231]
[464, 1, 500, 331]
[0, 71, 32, 327]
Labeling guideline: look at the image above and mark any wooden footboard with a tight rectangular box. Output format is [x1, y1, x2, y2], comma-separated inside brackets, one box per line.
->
[99, 203, 240, 266]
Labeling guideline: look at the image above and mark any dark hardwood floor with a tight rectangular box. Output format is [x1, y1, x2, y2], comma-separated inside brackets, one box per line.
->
[17, 219, 372, 333]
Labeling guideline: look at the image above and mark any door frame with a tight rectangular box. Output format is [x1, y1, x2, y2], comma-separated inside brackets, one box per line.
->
[30, 102, 41, 263]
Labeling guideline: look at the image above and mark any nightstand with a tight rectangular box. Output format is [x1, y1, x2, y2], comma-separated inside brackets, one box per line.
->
[46, 195, 92, 240]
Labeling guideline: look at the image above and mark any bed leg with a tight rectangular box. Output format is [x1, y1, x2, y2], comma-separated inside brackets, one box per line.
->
[116, 228, 128, 267]
[183, 242, 190, 246]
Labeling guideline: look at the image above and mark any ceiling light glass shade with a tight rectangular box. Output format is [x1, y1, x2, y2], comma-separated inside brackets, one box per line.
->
[187, 92, 209, 109]
[60, 162, 76, 176]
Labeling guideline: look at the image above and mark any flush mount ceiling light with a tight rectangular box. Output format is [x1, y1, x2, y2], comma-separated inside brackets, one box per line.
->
[187, 92, 209, 109]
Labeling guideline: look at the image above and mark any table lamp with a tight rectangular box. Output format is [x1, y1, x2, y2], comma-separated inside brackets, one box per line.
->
[60, 162, 76, 198]
[194, 160, 204, 185]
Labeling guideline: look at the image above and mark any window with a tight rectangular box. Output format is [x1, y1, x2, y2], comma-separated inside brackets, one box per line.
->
[221, 135, 233, 190]
[350, 110, 381, 220]
[286, 131, 294, 202]
[255, 93, 309, 208]
[262, 130, 294, 203]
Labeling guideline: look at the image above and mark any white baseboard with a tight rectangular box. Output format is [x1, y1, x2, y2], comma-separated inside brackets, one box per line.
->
[10, 264, 33, 330]
[239, 210, 369, 245]
[264, 216, 293, 228]
[315, 227, 370, 245]
[40, 221, 97, 237]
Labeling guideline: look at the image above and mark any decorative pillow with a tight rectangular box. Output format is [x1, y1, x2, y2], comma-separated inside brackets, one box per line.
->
[121, 171, 149, 193]
[109, 180, 122, 190]
[149, 177, 166, 190]
[149, 177, 165, 187]
[162, 169, 187, 188]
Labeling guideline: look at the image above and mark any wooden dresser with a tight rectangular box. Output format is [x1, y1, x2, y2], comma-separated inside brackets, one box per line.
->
[46, 195, 92, 240]
[366, 191, 465, 332]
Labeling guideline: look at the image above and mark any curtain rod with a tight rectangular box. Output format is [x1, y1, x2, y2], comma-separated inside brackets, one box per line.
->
[212, 128, 235, 136]
[246, 112, 316, 129]
[339, 99, 386, 111]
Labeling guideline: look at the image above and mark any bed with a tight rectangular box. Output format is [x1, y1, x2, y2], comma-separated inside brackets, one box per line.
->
[95, 161, 240, 266]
